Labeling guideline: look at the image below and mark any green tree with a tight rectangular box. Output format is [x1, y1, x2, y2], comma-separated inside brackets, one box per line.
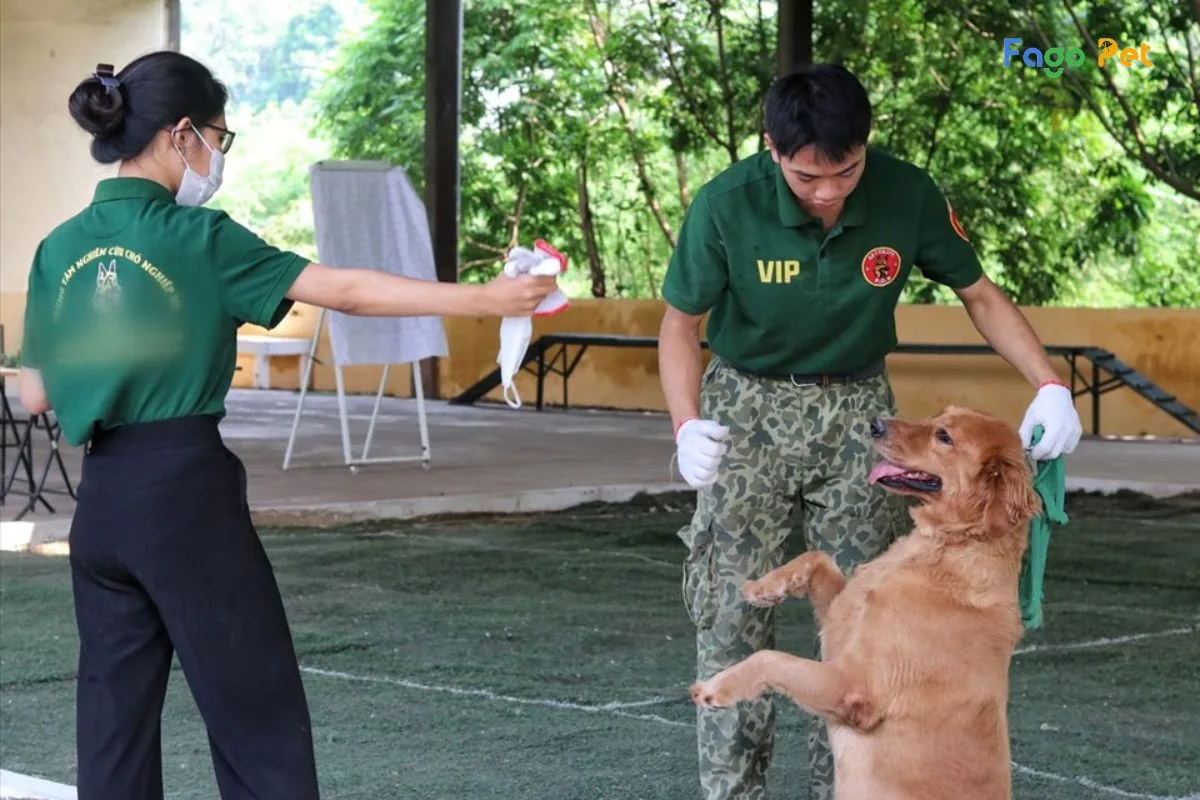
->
[182, 0, 369, 259]
[312, 0, 1197, 308]
[933, 0, 1199, 306]
[183, 0, 357, 113]
[208, 104, 329, 256]
[961, 0, 1199, 202]
[317, 0, 776, 298]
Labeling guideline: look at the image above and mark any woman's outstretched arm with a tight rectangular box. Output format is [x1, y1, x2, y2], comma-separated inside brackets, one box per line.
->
[286, 263, 559, 318]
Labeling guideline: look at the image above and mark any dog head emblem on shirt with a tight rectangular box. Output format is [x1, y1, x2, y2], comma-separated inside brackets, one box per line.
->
[93, 259, 122, 311]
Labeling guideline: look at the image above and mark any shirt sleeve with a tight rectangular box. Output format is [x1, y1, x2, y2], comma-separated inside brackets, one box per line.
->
[208, 212, 311, 328]
[661, 191, 729, 315]
[20, 242, 49, 368]
[913, 176, 985, 289]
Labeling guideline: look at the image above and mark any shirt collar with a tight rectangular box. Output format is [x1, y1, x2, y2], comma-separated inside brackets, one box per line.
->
[773, 154, 870, 231]
[92, 177, 177, 205]
[774, 164, 810, 228]
[839, 181, 869, 228]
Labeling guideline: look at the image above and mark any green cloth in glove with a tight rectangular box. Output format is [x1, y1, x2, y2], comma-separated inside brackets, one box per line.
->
[1019, 424, 1069, 630]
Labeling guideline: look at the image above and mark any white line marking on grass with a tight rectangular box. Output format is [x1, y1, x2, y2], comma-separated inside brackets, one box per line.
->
[0, 769, 77, 799]
[1011, 762, 1200, 800]
[299, 666, 691, 728]
[1014, 626, 1196, 656]
[1052, 603, 1200, 622]
[595, 550, 677, 569]
[599, 696, 678, 710]
[1127, 518, 1198, 529]
[299, 666, 1200, 799]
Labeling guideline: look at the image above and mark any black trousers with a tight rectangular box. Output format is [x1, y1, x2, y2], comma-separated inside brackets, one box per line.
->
[69, 416, 319, 800]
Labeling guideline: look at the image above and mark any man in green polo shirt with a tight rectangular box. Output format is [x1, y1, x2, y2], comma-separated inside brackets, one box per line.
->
[658, 64, 1082, 800]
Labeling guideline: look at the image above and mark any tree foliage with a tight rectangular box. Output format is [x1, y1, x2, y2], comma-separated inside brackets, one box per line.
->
[182, 0, 370, 258]
[939, 0, 1200, 306]
[184, 0, 356, 111]
[299, 0, 1200, 308]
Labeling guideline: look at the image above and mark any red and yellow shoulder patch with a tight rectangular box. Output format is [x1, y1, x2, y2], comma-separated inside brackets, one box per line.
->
[947, 200, 970, 242]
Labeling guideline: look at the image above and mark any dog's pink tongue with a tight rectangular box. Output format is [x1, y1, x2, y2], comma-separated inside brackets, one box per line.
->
[868, 461, 907, 485]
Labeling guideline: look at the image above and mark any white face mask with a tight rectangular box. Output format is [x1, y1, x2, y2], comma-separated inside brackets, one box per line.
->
[493, 241, 569, 409]
[174, 124, 224, 206]
[497, 315, 533, 408]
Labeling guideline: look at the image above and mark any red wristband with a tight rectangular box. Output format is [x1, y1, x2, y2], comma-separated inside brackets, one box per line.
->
[673, 417, 697, 439]
[1038, 379, 1069, 391]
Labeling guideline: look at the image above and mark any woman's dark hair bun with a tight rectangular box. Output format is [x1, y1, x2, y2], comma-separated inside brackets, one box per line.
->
[68, 76, 126, 139]
[66, 53, 228, 165]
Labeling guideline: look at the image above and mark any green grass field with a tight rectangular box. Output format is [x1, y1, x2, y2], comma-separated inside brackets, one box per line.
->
[2, 491, 1198, 800]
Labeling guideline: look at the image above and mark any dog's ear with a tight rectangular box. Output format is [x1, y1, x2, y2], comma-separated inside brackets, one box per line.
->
[979, 450, 1041, 538]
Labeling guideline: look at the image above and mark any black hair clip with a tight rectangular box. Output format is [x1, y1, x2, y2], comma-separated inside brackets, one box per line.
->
[93, 63, 121, 93]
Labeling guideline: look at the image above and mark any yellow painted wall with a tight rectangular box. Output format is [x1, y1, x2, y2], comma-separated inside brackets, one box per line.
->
[0, 0, 167, 348]
[235, 300, 1200, 440]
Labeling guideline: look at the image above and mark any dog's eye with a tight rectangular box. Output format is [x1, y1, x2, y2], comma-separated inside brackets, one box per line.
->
[936, 428, 953, 445]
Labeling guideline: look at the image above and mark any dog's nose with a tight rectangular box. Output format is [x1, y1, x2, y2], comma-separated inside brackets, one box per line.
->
[870, 417, 888, 439]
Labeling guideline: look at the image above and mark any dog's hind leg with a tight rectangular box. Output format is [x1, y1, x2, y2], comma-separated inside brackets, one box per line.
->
[690, 650, 880, 733]
[743, 551, 846, 624]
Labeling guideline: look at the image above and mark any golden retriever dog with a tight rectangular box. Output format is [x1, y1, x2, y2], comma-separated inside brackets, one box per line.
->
[689, 407, 1041, 800]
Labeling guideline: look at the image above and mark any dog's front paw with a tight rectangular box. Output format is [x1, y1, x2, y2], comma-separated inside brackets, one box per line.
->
[690, 678, 735, 709]
[691, 664, 758, 709]
[742, 575, 790, 607]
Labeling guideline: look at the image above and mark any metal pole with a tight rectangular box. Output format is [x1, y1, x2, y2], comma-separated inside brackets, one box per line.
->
[422, 0, 464, 400]
[282, 308, 324, 471]
[362, 365, 390, 460]
[776, 0, 813, 75]
[536, 345, 546, 412]
[424, 0, 463, 283]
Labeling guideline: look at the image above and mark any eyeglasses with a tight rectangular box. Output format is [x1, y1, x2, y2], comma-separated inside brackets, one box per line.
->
[205, 123, 236, 154]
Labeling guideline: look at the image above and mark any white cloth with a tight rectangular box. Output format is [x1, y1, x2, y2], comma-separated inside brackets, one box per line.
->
[497, 241, 568, 408]
[309, 160, 449, 366]
[501, 242, 569, 314]
[1019, 383, 1082, 461]
[675, 419, 730, 488]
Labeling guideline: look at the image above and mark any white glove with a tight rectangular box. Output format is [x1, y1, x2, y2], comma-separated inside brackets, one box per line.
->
[1019, 383, 1082, 461]
[676, 419, 730, 488]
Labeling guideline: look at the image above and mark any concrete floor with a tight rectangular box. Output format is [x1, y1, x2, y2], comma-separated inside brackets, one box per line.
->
[2, 388, 1197, 545]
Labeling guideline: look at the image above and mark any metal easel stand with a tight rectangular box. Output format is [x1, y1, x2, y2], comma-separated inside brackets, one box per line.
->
[281, 307, 431, 472]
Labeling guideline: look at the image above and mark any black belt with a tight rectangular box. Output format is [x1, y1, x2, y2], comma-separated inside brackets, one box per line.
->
[755, 360, 885, 387]
[85, 414, 223, 456]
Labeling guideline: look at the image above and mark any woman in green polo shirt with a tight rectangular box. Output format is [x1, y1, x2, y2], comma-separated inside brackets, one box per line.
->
[18, 52, 557, 800]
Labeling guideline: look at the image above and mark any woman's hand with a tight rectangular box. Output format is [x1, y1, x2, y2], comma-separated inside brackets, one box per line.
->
[18, 368, 51, 415]
[481, 273, 560, 317]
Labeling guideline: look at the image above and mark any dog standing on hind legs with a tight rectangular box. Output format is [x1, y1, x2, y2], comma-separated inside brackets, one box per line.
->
[690, 407, 1042, 800]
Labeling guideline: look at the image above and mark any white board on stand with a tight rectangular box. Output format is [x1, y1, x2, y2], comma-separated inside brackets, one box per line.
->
[283, 159, 449, 471]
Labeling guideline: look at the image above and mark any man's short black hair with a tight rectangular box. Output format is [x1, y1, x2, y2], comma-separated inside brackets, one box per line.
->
[763, 64, 872, 162]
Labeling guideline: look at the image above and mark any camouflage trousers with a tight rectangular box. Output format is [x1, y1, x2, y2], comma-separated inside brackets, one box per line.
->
[679, 356, 910, 800]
